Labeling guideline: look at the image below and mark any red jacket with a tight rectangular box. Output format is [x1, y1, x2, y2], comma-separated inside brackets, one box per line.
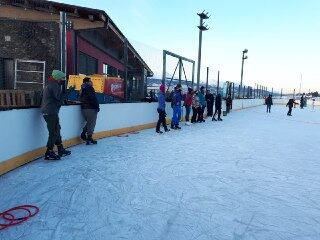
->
[184, 93, 193, 106]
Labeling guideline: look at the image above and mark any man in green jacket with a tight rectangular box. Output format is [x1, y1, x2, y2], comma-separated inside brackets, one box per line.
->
[41, 70, 71, 160]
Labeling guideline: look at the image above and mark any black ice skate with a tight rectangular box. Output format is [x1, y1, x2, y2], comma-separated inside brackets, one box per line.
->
[44, 149, 60, 160]
[86, 135, 97, 145]
[57, 145, 71, 157]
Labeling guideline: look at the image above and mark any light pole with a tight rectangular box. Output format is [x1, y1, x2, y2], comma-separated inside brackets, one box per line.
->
[240, 49, 248, 98]
[196, 11, 210, 90]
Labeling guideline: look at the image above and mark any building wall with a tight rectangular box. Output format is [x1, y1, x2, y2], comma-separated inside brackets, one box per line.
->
[0, 19, 60, 89]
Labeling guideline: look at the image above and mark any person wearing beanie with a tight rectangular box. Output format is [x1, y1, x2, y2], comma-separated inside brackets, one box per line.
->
[265, 94, 273, 113]
[156, 84, 169, 133]
[171, 84, 183, 130]
[205, 89, 214, 117]
[212, 93, 223, 121]
[197, 86, 206, 122]
[191, 90, 200, 123]
[184, 87, 193, 125]
[80, 77, 100, 144]
[41, 70, 71, 160]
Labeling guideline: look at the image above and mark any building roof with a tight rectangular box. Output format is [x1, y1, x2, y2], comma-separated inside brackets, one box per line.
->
[0, 0, 153, 76]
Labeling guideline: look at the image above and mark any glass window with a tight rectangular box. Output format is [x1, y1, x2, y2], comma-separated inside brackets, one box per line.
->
[107, 65, 118, 77]
[78, 52, 98, 75]
[103, 64, 108, 75]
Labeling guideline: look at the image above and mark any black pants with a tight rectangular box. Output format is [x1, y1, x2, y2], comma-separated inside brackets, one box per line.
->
[191, 107, 199, 123]
[197, 106, 205, 122]
[156, 109, 168, 131]
[213, 108, 222, 119]
[82, 109, 98, 136]
[207, 103, 213, 116]
[43, 114, 62, 149]
[267, 105, 271, 113]
[287, 107, 292, 115]
[185, 106, 191, 122]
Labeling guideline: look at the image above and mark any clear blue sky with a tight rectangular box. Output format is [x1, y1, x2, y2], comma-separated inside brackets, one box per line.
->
[58, 0, 320, 93]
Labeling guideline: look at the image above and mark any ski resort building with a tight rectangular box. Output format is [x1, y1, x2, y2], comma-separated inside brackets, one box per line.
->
[0, 0, 153, 106]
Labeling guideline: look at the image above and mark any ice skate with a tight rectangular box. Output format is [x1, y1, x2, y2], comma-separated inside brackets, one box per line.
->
[57, 145, 71, 156]
[44, 149, 60, 160]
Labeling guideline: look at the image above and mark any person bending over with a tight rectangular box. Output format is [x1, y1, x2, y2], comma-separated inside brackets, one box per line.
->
[41, 70, 71, 160]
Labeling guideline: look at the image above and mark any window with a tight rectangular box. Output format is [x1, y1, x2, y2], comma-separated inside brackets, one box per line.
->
[103, 64, 108, 75]
[107, 65, 118, 77]
[78, 52, 98, 75]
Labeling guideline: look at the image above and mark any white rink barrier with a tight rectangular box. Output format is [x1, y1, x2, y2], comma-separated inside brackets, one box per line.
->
[273, 98, 320, 106]
[0, 99, 264, 175]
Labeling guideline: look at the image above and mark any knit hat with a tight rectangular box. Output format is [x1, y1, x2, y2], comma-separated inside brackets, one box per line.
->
[51, 70, 66, 80]
[159, 84, 165, 93]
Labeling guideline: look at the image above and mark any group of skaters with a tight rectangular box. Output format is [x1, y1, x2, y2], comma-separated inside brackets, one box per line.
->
[40, 70, 310, 159]
[156, 84, 224, 134]
[264, 93, 308, 116]
[41, 70, 99, 160]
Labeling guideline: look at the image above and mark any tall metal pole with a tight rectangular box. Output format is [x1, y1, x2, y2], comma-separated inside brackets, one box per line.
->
[196, 11, 210, 90]
[299, 73, 302, 94]
[162, 51, 166, 84]
[196, 17, 203, 90]
[205, 67, 209, 91]
[240, 54, 245, 93]
[191, 62, 195, 88]
[240, 49, 248, 97]
[60, 11, 67, 93]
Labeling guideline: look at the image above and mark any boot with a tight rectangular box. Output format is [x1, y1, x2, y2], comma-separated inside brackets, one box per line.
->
[80, 128, 87, 141]
[218, 118, 223, 121]
[175, 125, 181, 130]
[165, 128, 170, 132]
[86, 135, 97, 145]
[156, 130, 163, 134]
[45, 149, 60, 160]
[57, 145, 71, 157]
[212, 117, 217, 121]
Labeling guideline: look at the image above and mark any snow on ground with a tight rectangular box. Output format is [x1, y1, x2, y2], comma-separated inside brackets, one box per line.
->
[1, 105, 320, 240]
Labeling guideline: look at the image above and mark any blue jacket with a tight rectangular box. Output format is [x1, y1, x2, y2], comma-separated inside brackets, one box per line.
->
[158, 92, 166, 111]
[172, 90, 182, 106]
[198, 92, 207, 107]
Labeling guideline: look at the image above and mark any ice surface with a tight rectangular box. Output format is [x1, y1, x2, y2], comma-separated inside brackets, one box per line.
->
[1, 105, 320, 240]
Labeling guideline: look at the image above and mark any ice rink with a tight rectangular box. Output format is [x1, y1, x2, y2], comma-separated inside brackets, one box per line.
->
[1, 105, 320, 240]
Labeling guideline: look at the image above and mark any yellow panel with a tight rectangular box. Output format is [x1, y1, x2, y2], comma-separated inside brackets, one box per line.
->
[90, 76, 105, 93]
[68, 75, 106, 93]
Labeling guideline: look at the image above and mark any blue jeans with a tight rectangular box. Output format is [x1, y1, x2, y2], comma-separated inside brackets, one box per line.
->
[172, 105, 181, 126]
